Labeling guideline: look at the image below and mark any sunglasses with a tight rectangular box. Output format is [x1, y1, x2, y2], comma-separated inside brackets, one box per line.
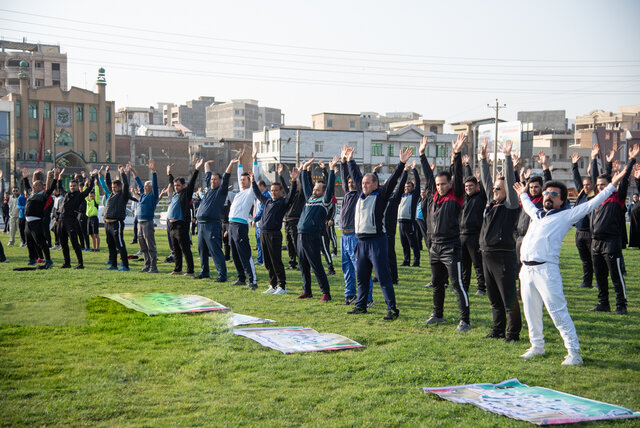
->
[493, 186, 502, 191]
[543, 190, 560, 197]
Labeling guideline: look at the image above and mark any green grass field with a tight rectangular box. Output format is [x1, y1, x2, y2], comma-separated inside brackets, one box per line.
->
[1, 228, 639, 427]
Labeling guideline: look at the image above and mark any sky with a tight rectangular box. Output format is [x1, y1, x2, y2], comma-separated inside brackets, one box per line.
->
[3, 0, 640, 129]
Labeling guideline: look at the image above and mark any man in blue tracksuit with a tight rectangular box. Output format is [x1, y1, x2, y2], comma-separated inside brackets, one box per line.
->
[296, 156, 339, 301]
[195, 158, 237, 281]
[347, 146, 411, 320]
[130, 159, 160, 273]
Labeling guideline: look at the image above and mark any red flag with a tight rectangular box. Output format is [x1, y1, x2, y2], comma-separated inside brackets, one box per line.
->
[37, 116, 45, 164]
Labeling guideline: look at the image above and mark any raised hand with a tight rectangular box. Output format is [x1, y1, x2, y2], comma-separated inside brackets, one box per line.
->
[341, 145, 348, 162]
[118, 164, 125, 173]
[611, 167, 630, 187]
[419, 136, 428, 156]
[480, 137, 488, 160]
[247, 170, 254, 182]
[195, 158, 205, 170]
[277, 164, 284, 176]
[21, 167, 27, 177]
[410, 160, 417, 170]
[59, 168, 66, 177]
[166, 164, 172, 176]
[345, 147, 355, 162]
[538, 151, 548, 168]
[399, 146, 413, 163]
[629, 143, 640, 159]
[90, 169, 99, 177]
[290, 167, 300, 181]
[591, 144, 600, 159]
[0, 170, 3, 180]
[98, 165, 104, 176]
[318, 160, 326, 169]
[105, 165, 110, 172]
[129, 164, 137, 177]
[511, 152, 520, 166]
[373, 163, 383, 173]
[452, 133, 467, 154]
[329, 155, 339, 170]
[303, 158, 315, 170]
[606, 149, 616, 163]
[148, 158, 155, 172]
[513, 182, 527, 196]
[571, 152, 580, 164]
[430, 162, 435, 171]
[229, 158, 239, 166]
[633, 164, 640, 179]
[503, 139, 513, 156]
[462, 154, 470, 165]
[612, 160, 621, 172]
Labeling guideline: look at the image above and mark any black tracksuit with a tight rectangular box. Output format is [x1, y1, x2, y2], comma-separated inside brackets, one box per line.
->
[460, 164, 487, 293]
[384, 170, 409, 284]
[397, 168, 421, 265]
[60, 177, 95, 266]
[282, 173, 305, 268]
[420, 152, 469, 324]
[103, 171, 130, 268]
[24, 177, 57, 263]
[168, 169, 199, 274]
[572, 161, 596, 288]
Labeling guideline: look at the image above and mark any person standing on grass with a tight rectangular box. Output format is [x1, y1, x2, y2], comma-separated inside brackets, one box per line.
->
[252, 179, 270, 266]
[420, 134, 471, 331]
[280, 164, 306, 270]
[514, 164, 629, 365]
[296, 156, 339, 302]
[130, 159, 160, 273]
[101, 164, 131, 271]
[397, 160, 421, 268]
[23, 169, 60, 269]
[85, 175, 100, 252]
[346, 146, 410, 320]
[7, 184, 20, 246]
[569, 151, 596, 289]
[0, 170, 8, 262]
[195, 158, 237, 281]
[250, 165, 299, 295]
[167, 158, 203, 277]
[76, 172, 91, 252]
[478, 139, 522, 342]
[384, 161, 412, 286]
[629, 167, 640, 248]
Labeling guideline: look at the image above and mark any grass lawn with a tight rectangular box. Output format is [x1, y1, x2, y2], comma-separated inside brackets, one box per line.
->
[1, 228, 639, 427]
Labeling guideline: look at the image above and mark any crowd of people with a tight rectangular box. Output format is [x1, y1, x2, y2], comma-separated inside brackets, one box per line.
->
[1, 136, 639, 365]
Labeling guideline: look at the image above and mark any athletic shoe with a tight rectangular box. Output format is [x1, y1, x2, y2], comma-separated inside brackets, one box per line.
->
[504, 335, 520, 343]
[106, 265, 118, 270]
[476, 289, 486, 296]
[183, 273, 194, 277]
[104, 260, 112, 265]
[613, 306, 627, 315]
[344, 296, 356, 305]
[383, 308, 400, 321]
[578, 282, 592, 288]
[286, 265, 297, 270]
[118, 266, 130, 272]
[455, 321, 472, 332]
[38, 261, 54, 270]
[20, 243, 26, 247]
[163, 256, 174, 264]
[262, 286, 277, 294]
[400, 262, 410, 267]
[424, 314, 445, 325]
[412, 261, 420, 267]
[134, 251, 142, 256]
[273, 287, 287, 295]
[367, 300, 375, 308]
[139, 267, 150, 273]
[194, 273, 209, 279]
[484, 331, 505, 339]
[248, 283, 258, 290]
[232, 279, 246, 286]
[424, 282, 433, 288]
[588, 304, 611, 312]
[148, 268, 159, 274]
[347, 307, 367, 315]
[295, 292, 312, 299]
[7, 242, 14, 246]
[28, 259, 38, 266]
[213, 277, 227, 283]
[561, 353, 583, 366]
[327, 268, 336, 276]
[521, 347, 545, 359]
[320, 293, 332, 302]
[0, 258, 8, 263]
[37, 258, 45, 263]
[60, 264, 71, 269]
[74, 264, 84, 270]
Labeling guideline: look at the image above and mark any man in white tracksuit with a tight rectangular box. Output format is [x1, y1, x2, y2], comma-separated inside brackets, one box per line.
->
[514, 166, 627, 366]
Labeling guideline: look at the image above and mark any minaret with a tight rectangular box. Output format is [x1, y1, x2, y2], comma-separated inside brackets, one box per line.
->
[96, 67, 107, 163]
[18, 60, 29, 157]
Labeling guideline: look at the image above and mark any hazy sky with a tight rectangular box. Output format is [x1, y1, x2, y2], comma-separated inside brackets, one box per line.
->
[3, 0, 639, 128]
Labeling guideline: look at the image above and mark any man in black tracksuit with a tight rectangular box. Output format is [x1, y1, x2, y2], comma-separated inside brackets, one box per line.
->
[296, 157, 338, 301]
[421, 134, 471, 331]
[24, 169, 59, 269]
[460, 160, 487, 295]
[280, 165, 305, 270]
[251, 167, 299, 293]
[384, 164, 410, 285]
[167, 159, 202, 276]
[60, 169, 96, 269]
[570, 152, 596, 289]
[479, 140, 522, 341]
[589, 143, 638, 315]
[397, 166, 421, 267]
[103, 165, 131, 270]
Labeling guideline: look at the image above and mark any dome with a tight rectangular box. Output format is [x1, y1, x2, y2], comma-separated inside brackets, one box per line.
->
[19, 60, 29, 67]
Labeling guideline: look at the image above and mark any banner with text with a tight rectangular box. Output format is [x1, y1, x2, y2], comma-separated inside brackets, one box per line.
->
[234, 326, 364, 354]
[101, 293, 228, 316]
[232, 313, 276, 326]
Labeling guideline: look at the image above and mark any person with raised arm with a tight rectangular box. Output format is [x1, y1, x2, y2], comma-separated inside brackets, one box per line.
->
[103, 164, 131, 271]
[570, 150, 596, 289]
[384, 161, 412, 286]
[85, 172, 101, 252]
[131, 159, 160, 273]
[397, 156, 421, 268]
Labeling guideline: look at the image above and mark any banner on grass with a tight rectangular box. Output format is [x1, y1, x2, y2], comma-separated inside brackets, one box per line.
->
[101, 293, 228, 316]
[232, 313, 276, 326]
[233, 326, 363, 354]
[424, 378, 640, 425]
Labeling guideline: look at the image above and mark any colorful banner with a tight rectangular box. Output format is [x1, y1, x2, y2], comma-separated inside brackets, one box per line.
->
[234, 326, 364, 354]
[232, 313, 276, 326]
[101, 293, 228, 316]
[477, 120, 522, 160]
[424, 378, 640, 425]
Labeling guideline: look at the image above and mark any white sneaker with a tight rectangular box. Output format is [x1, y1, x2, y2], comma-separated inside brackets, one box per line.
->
[521, 347, 545, 359]
[561, 353, 583, 366]
[273, 286, 287, 295]
[262, 286, 277, 294]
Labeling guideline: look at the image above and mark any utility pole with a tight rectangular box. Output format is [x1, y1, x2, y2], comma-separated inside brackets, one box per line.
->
[295, 129, 300, 165]
[487, 99, 506, 179]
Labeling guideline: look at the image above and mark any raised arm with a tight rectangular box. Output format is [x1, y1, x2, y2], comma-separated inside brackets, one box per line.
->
[570, 152, 584, 193]
[617, 145, 639, 202]
[419, 136, 435, 196]
[514, 183, 540, 220]
[538, 151, 552, 182]
[187, 159, 203, 197]
[451, 133, 465, 198]
[300, 158, 314, 200]
[590, 144, 600, 190]
[502, 141, 518, 209]
[323, 157, 339, 204]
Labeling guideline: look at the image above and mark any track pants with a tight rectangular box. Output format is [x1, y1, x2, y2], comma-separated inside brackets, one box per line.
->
[8, 216, 18, 244]
[416, 218, 429, 250]
[520, 262, 579, 353]
[229, 222, 256, 284]
[342, 232, 373, 300]
[429, 242, 470, 323]
[354, 235, 396, 312]
[483, 251, 521, 338]
[261, 229, 286, 288]
[399, 220, 420, 264]
[60, 217, 84, 266]
[255, 226, 263, 264]
[285, 219, 298, 268]
[78, 214, 90, 249]
[222, 222, 230, 260]
[297, 233, 330, 295]
[387, 232, 398, 284]
[197, 221, 226, 280]
[592, 239, 627, 309]
[575, 230, 593, 287]
[26, 219, 50, 261]
[461, 233, 486, 292]
[105, 220, 128, 268]
[169, 220, 194, 274]
[320, 224, 334, 269]
[138, 220, 157, 271]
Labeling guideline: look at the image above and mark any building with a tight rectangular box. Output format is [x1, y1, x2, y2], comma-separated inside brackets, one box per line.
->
[189, 136, 253, 190]
[136, 124, 187, 138]
[115, 106, 162, 135]
[574, 105, 640, 149]
[388, 119, 444, 134]
[532, 133, 585, 188]
[206, 99, 281, 140]
[314, 111, 430, 132]
[0, 100, 15, 176]
[166, 96, 218, 137]
[312, 112, 361, 131]
[0, 39, 67, 97]
[2, 62, 115, 186]
[517, 110, 568, 133]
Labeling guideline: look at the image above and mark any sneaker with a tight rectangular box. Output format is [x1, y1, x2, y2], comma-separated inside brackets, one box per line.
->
[588, 304, 611, 312]
[60, 264, 71, 269]
[118, 266, 130, 272]
[248, 283, 258, 290]
[561, 353, 583, 366]
[367, 300, 375, 308]
[613, 306, 627, 315]
[74, 264, 84, 270]
[424, 314, 445, 325]
[148, 268, 159, 274]
[484, 331, 505, 339]
[213, 277, 227, 283]
[273, 287, 287, 295]
[320, 293, 332, 302]
[106, 265, 118, 270]
[327, 268, 336, 276]
[139, 267, 150, 273]
[476, 289, 486, 296]
[347, 307, 367, 315]
[344, 296, 356, 305]
[504, 335, 520, 343]
[521, 347, 545, 359]
[286, 265, 297, 270]
[28, 259, 38, 266]
[104, 260, 112, 265]
[383, 308, 400, 321]
[37, 258, 45, 263]
[194, 273, 209, 279]
[232, 279, 246, 286]
[262, 286, 277, 294]
[295, 292, 313, 299]
[455, 321, 472, 332]
[579, 282, 592, 288]
[44, 260, 54, 269]
[424, 282, 433, 288]
[163, 256, 174, 264]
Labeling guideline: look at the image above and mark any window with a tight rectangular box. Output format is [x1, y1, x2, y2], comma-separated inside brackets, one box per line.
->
[16, 101, 20, 118]
[76, 106, 84, 121]
[89, 132, 97, 142]
[16, 129, 21, 138]
[371, 143, 383, 156]
[15, 148, 20, 159]
[349, 120, 356, 129]
[35, 80, 44, 87]
[404, 145, 417, 156]
[29, 103, 38, 119]
[35, 62, 43, 68]
[89, 151, 97, 163]
[234, 120, 245, 127]
[44, 102, 50, 119]
[106, 151, 111, 162]
[430, 125, 438, 133]
[436, 145, 446, 158]
[106, 106, 111, 123]
[89, 106, 97, 122]
[233, 131, 244, 138]
[29, 129, 38, 139]
[106, 133, 111, 143]
[29, 149, 38, 160]
[315, 141, 324, 152]
[234, 109, 244, 116]
[326, 119, 333, 128]
[387, 144, 394, 156]
[45, 149, 52, 162]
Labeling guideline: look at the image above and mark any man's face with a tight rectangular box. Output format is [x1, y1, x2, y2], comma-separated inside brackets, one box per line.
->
[435, 175, 451, 196]
[258, 184, 267, 193]
[362, 175, 378, 196]
[69, 181, 79, 193]
[404, 182, 414, 194]
[210, 174, 221, 190]
[464, 181, 478, 196]
[596, 177, 609, 192]
[240, 175, 250, 190]
[543, 186, 563, 210]
[528, 181, 542, 197]
[174, 180, 184, 193]
[583, 178, 593, 194]
[347, 177, 356, 192]
[89, 192, 95, 200]
[270, 184, 283, 200]
[312, 182, 326, 198]
[420, 188, 426, 199]
[144, 181, 153, 194]
[492, 179, 506, 201]
[112, 183, 122, 194]
[633, 194, 639, 203]
[12, 188, 19, 197]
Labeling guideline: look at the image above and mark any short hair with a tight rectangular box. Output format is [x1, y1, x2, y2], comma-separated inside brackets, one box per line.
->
[112, 179, 122, 187]
[597, 174, 611, 183]
[33, 180, 44, 187]
[240, 172, 250, 178]
[211, 172, 222, 180]
[464, 176, 478, 185]
[315, 181, 327, 191]
[406, 181, 415, 187]
[582, 177, 592, 184]
[435, 171, 451, 181]
[69, 179, 78, 185]
[270, 182, 283, 191]
[258, 180, 267, 188]
[144, 180, 152, 187]
[544, 180, 568, 202]
[527, 176, 543, 186]
[12, 186, 18, 190]
[363, 173, 378, 183]
[174, 177, 186, 185]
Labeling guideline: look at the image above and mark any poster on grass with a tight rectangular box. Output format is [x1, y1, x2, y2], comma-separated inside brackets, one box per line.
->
[424, 378, 640, 425]
[233, 326, 364, 354]
[101, 293, 228, 316]
[232, 313, 276, 326]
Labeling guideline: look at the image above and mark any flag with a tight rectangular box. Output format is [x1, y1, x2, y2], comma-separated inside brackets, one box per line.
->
[37, 116, 45, 164]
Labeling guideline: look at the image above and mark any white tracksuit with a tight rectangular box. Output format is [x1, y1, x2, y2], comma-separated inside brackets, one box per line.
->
[519, 183, 616, 353]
